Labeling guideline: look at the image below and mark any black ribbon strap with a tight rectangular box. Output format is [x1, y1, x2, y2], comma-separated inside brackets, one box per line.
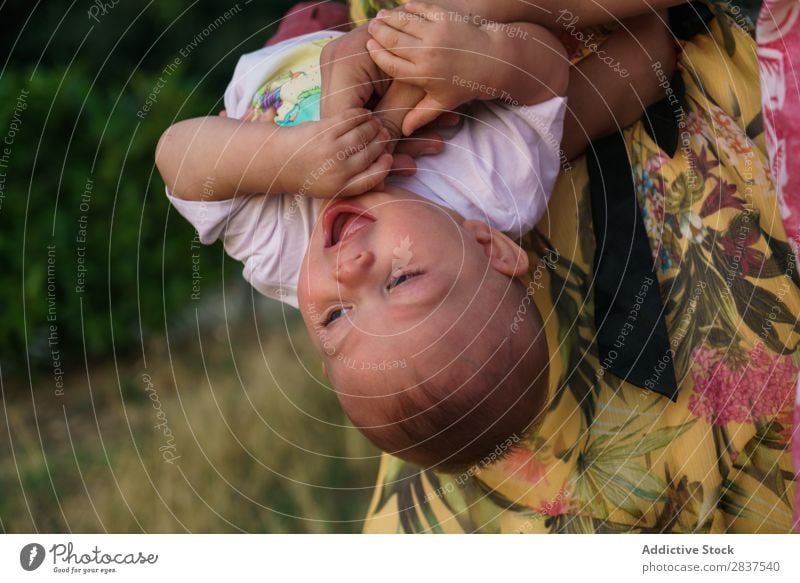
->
[580, 1, 713, 401]
[587, 131, 679, 401]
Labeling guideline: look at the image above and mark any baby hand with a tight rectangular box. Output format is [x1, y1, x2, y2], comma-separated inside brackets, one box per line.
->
[282, 108, 393, 198]
[366, 2, 491, 136]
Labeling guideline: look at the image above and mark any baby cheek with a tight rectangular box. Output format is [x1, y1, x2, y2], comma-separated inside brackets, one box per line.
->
[296, 269, 323, 318]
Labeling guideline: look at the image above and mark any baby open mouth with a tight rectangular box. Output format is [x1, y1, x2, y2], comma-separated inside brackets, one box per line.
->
[323, 202, 375, 249]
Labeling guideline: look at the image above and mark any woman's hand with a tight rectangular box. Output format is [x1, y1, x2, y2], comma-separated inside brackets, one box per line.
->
[320, 25, 392, 118]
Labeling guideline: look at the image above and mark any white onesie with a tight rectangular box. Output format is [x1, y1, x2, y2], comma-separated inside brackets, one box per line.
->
[166, 31, 566, 308]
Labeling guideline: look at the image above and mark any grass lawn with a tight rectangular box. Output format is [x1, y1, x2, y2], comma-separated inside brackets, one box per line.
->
[0, 289, 381, 533]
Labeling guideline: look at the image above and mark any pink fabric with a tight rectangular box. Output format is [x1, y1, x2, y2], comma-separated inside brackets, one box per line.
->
[756, 0, 800, 532]
[265, 1, 350, 46]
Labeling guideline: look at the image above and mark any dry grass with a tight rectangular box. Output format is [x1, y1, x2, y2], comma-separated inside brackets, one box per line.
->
[0, 294, 381, 533]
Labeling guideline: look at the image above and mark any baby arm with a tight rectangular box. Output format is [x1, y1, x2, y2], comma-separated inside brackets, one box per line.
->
[155, 108, 393, 201]
[367, 2, 569, 135]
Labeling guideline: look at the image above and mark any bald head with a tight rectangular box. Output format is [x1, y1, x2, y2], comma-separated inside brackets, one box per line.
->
[329, 276, 549, 471]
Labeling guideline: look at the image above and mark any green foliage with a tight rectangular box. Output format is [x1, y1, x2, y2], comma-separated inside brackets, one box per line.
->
[0, 63, 219, 370]
[0, 1, 301, 371]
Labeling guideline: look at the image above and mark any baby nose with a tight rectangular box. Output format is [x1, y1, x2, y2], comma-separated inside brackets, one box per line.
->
[335, 251, 375, 286]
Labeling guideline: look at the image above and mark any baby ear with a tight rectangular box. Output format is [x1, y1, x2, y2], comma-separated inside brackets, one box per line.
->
[462, 220, 529, 277]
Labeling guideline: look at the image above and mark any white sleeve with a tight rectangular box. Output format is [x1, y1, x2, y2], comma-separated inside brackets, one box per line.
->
[389, 96, 566, 236]
[165, 188, 317, 307]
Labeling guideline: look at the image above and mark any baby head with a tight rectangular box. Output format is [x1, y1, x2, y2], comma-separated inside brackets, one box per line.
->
[297, 187, 549, 471]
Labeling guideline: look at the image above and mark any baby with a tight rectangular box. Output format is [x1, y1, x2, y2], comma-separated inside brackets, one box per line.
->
[156, 1, 676, 472]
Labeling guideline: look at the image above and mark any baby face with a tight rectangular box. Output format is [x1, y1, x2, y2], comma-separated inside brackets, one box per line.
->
[297, 186, 529, 380]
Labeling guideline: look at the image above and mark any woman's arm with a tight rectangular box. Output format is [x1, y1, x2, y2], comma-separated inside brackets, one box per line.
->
[418, 0, 686, 28]
[561, 11, 677, 161]
[155, 108, 393, 201]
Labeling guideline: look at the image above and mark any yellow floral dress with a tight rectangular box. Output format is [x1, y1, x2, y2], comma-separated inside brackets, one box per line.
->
[356, 9, 800, 533]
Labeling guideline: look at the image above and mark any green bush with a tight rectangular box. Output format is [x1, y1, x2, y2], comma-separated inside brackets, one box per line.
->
[0, 64, 221, 371]
[0, 1, 303, 372]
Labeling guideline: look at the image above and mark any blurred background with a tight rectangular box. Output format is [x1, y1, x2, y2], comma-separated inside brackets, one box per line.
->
[0, 0, 382, 533]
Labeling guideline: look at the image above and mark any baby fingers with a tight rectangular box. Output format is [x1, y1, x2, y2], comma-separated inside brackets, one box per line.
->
[366, 39, 415, 80]
[338, 119, 386, 160]
[375, 6, 427, 37]
[368, 17, 422, 56]
[330, 108, 377, 135]
[340, 153, 394, 197]
[401, 2, 446, 23]
[342, 128, 391, 168]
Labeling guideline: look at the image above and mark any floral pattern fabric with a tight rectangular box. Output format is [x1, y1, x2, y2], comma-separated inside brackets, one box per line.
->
[360, 13, 800, 534]
[756, 0, 800, 531]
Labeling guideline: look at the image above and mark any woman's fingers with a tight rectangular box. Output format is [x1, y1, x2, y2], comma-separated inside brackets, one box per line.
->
[394, 131, 444, 157]
[429, 111, 461, 128]
[367, 39, 416, 79]
[402, 95, 451, 136]
[390, 153, 417, 176]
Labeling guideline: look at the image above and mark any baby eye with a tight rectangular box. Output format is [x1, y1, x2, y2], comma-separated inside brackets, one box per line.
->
[387, 271, 420, 291]
[324, 306, 350, 326]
